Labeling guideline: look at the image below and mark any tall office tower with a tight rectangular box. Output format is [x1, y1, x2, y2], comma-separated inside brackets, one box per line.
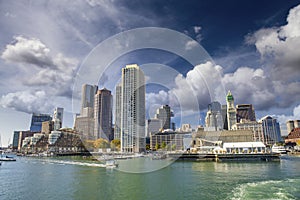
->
[221, 105, 228, 130]
[94, 88, 113, 140]
[226, 91, 237, 130]
[260, 116, 282, 145]
[121, 64, 146, 152]
[146, 118, 162, 137]
[114, 83, 122, 140]
[75, 84, 98, 140]
[236, 104, 256, 123]
[286, 120, 295, 134]
[205, 101, 223, 131]
[81, 84, 98, 115]
[155, 105, 172, 130]
[30, 113, 52, 132]
[53, 107, 64, 131]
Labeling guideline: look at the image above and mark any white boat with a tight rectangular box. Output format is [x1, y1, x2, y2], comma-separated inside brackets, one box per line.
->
[272, 145, 287, 154]
[0, 155, 16, 161]
[105, 160, 118, 168]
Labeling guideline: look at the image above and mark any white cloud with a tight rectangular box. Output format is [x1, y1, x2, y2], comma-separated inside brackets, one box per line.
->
[0, 36, 78, 113]
[1, 36, 54, 68]
[185, 40, 198, 50]
[0, 90, 54, 114]
[246, 4, 300, 81]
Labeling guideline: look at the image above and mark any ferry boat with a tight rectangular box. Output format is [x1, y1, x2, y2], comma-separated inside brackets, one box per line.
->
[271, 145, 287, 154]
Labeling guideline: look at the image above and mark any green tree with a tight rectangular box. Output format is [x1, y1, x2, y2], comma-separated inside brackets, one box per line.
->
[83, 140, 95, 150]
[94, 138, 110, 149]
[155, 143, 160, 150]
[171, 144, 176, 151]
[110, 139, 121, 151]
[161, 141, 167, 149]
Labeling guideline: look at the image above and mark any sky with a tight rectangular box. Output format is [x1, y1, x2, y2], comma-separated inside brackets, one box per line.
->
[1, 0, 300, 146]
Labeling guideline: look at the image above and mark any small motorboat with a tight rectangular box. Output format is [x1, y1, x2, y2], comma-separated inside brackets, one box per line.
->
[105, 160, 118, 169]
[0, 155, 17, 161]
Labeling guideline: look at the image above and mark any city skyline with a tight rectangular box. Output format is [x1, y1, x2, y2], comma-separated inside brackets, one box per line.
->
[1, 1, 300, 146]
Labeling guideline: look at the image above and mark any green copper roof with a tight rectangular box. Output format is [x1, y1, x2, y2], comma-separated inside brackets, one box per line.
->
[226, 90, 234, 101]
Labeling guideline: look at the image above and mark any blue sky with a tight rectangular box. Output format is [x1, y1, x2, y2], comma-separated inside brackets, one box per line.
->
[1, 0, 300, 146]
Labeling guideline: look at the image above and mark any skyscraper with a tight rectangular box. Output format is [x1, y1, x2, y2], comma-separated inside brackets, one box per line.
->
[30, 113, 52, 132]
[53, 107, 64, 131]
[114, 83, 122, 140]
[260, 116, 281, 144]
[81, 84, 98, 115]
[74, 84, 98, 140]
[286, 120, 295, 134]
[121, 64, 146, 152]
[155, 105, 172, 130]
[205, 101, 223, 131]
[226, 91, 237, 130]
[236, 104, 256, 123]
[94, 88, 113, 140]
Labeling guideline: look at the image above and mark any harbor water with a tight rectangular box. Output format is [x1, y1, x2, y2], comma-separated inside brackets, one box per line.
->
[0, 156, 299, 200]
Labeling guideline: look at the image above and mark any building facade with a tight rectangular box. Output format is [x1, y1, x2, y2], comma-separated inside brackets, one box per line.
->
[259, 116, 282, 145]
[146, 118, 162, 137]
[114, 84, 122, 140]
[155, 105, 172, 130]
[94, 88, 113, 141]
[236, 104, 256, 123]
[226, 91, 237, 130]
[205, 101, 223, 131]
[81, 84, 98, 114]
[30, 113, 52, 132]
[121, 64, 146, 152]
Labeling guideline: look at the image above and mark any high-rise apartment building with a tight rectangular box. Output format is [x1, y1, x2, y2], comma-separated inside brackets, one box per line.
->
[94, 88, 113, 140]
[114, 84, 122, 140]
[155, 105, 172, 130]
[121, 64, 146, 152]
[226, 91, 237, 130]
[205, 101, 223, 131]
[236, 104, 256, 123]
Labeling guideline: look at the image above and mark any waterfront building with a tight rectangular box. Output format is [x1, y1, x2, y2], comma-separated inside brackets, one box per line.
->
[74, 116, 94, 140]
[114, 83, 122, 140]
[222, 142, 266, 154]
[146, 118, 162, 137]
[233, 120, 265, 144]
[259, 116, 282, 145]
[81, 84, 98, 114]
[120, 64, 146, 152]
[41, 121, 54, 134]
[193, 129, 254, 147]
[94, 88, 113, 141]
[150, 131, 185, 151]
[30, 113, 52, 132]
[205, 101, 223, 131]
[155, 105, 173, 130]
[226, 91, 237, 130]
[285, 127, 300, 144]
[18, 131, 34, 151]
[236, 104, 256, 123]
